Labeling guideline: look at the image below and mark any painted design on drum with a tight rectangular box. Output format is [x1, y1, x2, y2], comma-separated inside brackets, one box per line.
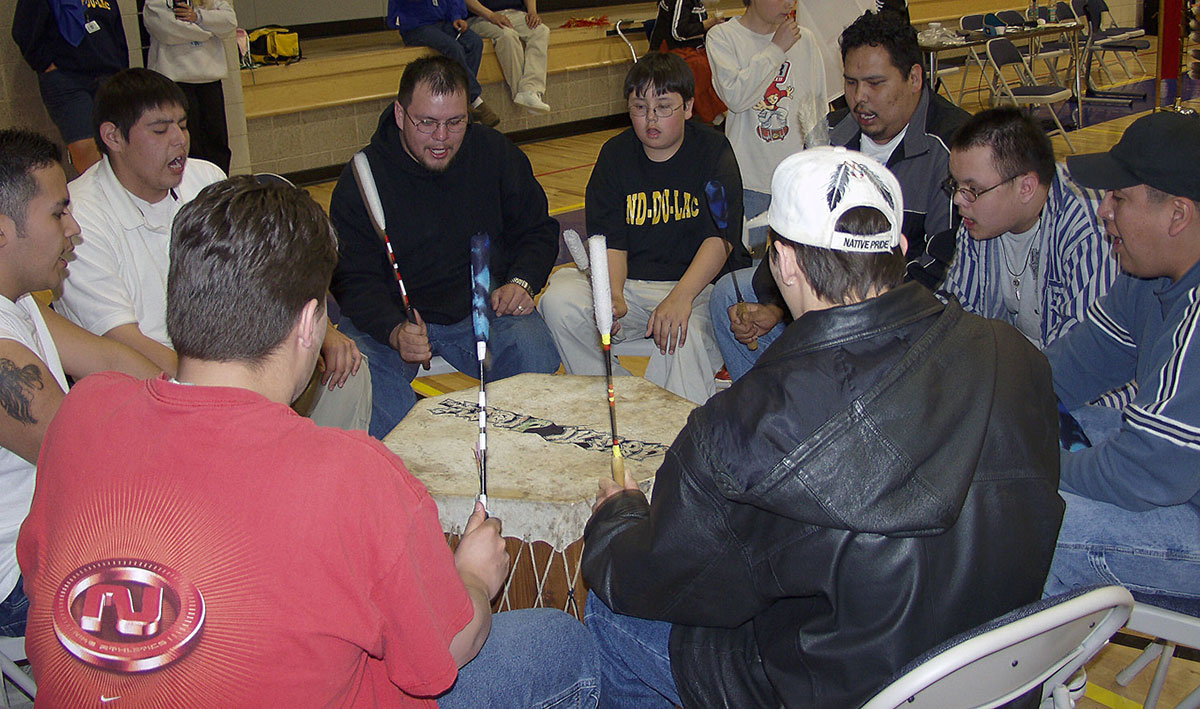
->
[428, 399, 670, 460]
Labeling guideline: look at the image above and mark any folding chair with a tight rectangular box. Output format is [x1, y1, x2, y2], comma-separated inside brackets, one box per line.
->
[987, 37, 1076, 151]
[996, 9, 1030, 26]
[1085, 0, 1149, 78]
[996, 9, 1071, 86]
[860, 585, 1134, 709]
[960, 14, 1001, 104]
[1034, 6, 1075, 86]
[1114, 593, 1200, 709]
[0, 636, 34, 705]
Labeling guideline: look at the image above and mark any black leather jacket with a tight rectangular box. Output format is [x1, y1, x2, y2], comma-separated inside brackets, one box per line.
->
[583, 283, 1064, 708]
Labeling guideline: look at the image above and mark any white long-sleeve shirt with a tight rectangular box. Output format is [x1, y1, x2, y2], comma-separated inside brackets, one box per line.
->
[706, 18, 827, 193]
[143, 0, 237, 83]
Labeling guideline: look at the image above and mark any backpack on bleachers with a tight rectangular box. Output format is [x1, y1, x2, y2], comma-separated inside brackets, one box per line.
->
[247, 25, 302, 65]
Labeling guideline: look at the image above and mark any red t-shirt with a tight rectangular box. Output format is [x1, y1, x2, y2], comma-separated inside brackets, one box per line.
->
[17, 373, 472, 706]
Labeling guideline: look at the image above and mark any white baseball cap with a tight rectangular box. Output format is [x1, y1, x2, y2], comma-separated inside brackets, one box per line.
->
[750, 146, 904, 253]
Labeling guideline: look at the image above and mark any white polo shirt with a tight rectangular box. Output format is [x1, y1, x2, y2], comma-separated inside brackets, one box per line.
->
[0, 294, 67, 600]
[58, 156, 227, 345]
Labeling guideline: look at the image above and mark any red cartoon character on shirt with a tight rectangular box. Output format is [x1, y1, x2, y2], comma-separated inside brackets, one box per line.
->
[754, 61, 793, 143]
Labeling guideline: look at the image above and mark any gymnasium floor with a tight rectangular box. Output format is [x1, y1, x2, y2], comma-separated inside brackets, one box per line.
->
[299, 41, 1200, 707]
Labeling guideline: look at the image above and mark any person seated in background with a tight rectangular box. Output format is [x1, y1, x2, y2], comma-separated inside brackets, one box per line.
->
[389, 0, 500, 126]
[12, 0, 129, 173]
[711, 9, 970, 380]
[57, 68, 372, 433]
[580, 146, 1063, 708]
[0, 128, 158, 638]
[646, 0, 729, 124]
[538, 52, 748, 404]
[466, 0, 552, 113]
[330, 57, 560, 438]
[1043, 111, 1200, 602]
[941, 107, 1116, 350]
[17, 175, 599, 706]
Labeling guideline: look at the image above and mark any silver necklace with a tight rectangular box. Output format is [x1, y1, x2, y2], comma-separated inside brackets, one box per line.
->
[1000, 219, 1041, 302]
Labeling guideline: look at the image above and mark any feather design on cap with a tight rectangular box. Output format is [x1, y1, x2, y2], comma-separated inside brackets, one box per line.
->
[860, 164, 897, 210]
[827, 162, 852, 210]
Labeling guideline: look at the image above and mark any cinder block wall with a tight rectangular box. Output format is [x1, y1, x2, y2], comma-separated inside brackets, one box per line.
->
[245, 64, 632, 176]
[0, 0, 250, 176]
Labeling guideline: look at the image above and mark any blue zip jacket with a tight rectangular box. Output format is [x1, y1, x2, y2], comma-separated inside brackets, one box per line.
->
[1047, 258, 1200, 511]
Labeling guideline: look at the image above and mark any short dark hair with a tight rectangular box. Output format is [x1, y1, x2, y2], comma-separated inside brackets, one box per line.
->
[950, 107, 1056, 186]
[167, 176, 338, 365]
[397, 56, 470, 108]
[623, 52, 695, 102]
[0, 130, 62, 227]
[839, 10, 925, 83]
[771, 206, 906, 304]
[93, 69, 187, 157]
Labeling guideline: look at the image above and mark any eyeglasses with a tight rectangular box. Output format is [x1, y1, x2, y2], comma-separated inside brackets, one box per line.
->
[405, 112, 468, 135]
[941, 174, 1019, 203]
[628, 103, 685, 119]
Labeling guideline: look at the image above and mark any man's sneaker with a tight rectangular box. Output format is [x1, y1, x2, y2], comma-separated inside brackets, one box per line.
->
[514, 91, 551, 113]
[714, 366, 732, 391]
[471, 101, 501, 127]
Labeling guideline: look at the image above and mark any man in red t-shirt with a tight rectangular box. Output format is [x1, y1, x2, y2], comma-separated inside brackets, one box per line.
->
[17, 176, 598, 706]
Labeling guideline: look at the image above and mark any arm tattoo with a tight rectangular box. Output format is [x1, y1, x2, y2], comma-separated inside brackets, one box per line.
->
[0, 358, 44, 425]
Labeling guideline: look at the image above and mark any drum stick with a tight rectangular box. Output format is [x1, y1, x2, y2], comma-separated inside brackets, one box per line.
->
[587, 234, 625, 483]
[351, 152, 430, 368]
[470, 233, 491, 512]
[705, 179, 757, 352]
[562, 229, 590, 274]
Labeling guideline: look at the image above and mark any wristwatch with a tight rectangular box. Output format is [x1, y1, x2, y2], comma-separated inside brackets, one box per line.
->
[508, 277, 534, 297]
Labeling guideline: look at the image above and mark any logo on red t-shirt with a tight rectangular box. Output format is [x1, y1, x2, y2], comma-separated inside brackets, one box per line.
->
[52, 559, 205, 673]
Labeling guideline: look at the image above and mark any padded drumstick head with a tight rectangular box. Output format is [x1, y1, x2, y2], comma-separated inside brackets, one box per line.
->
[563, 229, 590, 272]
[588, 235, 612, 338]
[350, 152, 387, 238]
[470, 233, 491, 345]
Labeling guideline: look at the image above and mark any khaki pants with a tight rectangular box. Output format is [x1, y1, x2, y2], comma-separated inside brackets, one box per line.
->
[538, 268, 722, 404]
[294, 359, 373, 432]
[468, 11, 550, 98]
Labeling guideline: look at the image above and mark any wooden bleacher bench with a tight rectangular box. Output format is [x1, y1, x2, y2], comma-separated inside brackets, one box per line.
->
[241, 1, 733, 121]
[240, 0, 1034, 122]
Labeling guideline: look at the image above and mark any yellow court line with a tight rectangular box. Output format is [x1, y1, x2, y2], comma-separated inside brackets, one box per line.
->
[411, 380, 448, 398]
[1086, 682, 1144, 709]
[550, 202, 585, 216]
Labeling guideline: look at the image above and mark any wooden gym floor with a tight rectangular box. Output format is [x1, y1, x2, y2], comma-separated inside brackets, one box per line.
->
[302, 40, 1200, 708]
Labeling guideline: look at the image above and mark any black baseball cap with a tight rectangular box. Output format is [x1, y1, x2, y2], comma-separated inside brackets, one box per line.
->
[1067, 111, 1200, 201]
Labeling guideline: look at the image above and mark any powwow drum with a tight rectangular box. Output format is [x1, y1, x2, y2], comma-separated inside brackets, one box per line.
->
[383, 373, 696, 620]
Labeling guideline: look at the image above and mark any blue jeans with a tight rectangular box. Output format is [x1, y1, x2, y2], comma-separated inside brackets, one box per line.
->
[1044, 491, 1200, 599]
[584, 593, 680, 709]
[1044, 403, 1200, 599]
[401, 22, 484, 101]
[743, 189, 772, 255]
[441, 609, 599, 708]
[339, 311, 561, 439]
[0, 576, 28, 637]
[709, 266, 784, 381]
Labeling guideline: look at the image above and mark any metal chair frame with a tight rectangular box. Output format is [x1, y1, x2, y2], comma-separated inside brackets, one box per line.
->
[987, 36, 1077, 151]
